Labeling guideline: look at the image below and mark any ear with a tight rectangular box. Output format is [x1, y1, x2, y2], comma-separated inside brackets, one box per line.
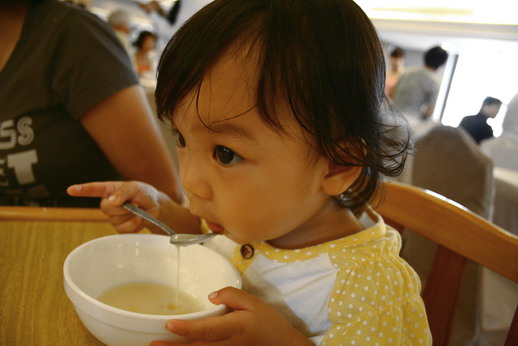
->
[321, 163, 362, 196]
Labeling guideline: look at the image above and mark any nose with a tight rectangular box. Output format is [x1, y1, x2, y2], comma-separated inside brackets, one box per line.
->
[179, 153, 213, 201]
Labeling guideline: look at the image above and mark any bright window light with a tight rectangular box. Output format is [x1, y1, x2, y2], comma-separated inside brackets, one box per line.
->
[441, 46, 518, 137]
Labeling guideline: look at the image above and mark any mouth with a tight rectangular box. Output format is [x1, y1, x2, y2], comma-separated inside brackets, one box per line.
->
[190, 207, 226, 234]
[204, 220, 225, 234]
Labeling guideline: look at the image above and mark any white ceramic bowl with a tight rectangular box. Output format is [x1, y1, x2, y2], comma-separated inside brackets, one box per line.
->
[64, 234, 241, 346]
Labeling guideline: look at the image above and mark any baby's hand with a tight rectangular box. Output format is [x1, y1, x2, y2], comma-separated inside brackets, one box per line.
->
[150, 287, 312, 346]
[67, 181, 165, 234]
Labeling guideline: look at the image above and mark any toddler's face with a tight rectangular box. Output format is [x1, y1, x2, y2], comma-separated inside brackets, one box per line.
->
[172, 52, 343, 248]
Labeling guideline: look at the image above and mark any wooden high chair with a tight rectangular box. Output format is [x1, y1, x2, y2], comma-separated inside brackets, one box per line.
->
[375, 182, 518, 346]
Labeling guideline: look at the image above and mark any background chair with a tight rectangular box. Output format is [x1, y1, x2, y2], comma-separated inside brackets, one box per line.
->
[375, 182, 518, 346]
[412, 125, 493, 218]
[405, 125, 496, 344]
[481, 133, 518, 172]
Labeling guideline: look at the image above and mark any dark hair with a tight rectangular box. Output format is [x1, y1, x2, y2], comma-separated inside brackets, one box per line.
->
[133, 30, 157, 49]
[390, 47, 404, 58]
[424, 46, 448, 70]
[156, 0, 408, 212]
[481, 96, 502, 108]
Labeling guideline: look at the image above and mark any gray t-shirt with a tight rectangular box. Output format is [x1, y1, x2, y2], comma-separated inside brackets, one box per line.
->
[0, 0, 139, 206]
[391, 66, 440, 119]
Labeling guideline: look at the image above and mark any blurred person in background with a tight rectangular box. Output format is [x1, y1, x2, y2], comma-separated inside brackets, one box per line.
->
[107, 9, 133, 58]
[391, 46, 449, 122]
[0, 0, 183, 207]
[133, 30, 158, 79]
[385, 46, 405, 100]
[136, 0, 213, 52]
[459, 96, 502, 144]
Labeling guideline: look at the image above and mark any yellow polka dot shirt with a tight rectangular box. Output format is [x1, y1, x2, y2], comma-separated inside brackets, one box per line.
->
[205, 208, 432, 345]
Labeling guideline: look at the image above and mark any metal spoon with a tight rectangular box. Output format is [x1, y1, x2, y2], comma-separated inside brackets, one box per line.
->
[122, 203, 217, 246]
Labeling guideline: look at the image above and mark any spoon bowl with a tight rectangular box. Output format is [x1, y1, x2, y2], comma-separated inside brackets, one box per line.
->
[122, 203, 216, 246]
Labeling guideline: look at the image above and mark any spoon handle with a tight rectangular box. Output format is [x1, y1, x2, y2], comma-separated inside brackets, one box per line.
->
[122, 203, 176, 237]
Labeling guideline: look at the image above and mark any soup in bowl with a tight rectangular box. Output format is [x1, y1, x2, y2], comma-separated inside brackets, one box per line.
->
[64, 233, 241, 346]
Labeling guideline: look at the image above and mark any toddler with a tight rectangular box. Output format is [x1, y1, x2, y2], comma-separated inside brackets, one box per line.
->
[68, 0, 431, 344]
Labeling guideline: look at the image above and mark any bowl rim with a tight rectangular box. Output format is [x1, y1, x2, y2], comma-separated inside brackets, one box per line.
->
[63, 233, 241, 323]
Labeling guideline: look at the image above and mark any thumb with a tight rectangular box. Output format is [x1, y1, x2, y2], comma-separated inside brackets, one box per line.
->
[208, 286, 260, 311]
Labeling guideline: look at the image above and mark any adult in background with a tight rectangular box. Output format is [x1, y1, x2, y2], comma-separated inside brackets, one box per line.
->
[0, 0, 183, 207]
[385, 46, 405, 99]
[459, 96, 502, 144]
[107, 9, 133, 58]
[137, 0, 213, 53]
[391, 46, 448, 121]
[133, 30, 158, 79]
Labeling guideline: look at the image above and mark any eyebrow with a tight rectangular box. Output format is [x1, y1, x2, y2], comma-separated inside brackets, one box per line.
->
[208, 122, 257, 142]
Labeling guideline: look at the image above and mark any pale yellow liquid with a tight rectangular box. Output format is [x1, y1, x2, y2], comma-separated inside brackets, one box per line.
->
[175, 245, 180, 309]
[97, 282, 205, 315]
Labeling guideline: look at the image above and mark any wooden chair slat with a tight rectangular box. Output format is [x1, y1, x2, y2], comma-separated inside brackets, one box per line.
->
[422, 246, 466, 346]
[376, 182, 518, 345]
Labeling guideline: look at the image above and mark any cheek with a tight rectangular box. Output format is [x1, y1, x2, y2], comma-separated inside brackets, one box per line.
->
[221, 172, 318, 229]
[213, 178, 280, 229]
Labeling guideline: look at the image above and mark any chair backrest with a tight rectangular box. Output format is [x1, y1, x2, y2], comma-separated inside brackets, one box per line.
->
[376, 182, 518, 346]
[410, 125, 496, 344]
[0, 206, 107, 221]
[481, 133, 518, 171]
[413, 125, 494, 218]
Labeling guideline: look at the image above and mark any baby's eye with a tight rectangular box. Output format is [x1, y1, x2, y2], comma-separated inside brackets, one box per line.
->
[214, 145, 243, 165]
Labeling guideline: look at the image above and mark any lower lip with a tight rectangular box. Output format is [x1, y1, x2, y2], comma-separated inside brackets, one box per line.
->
[205, 220, 224, 233]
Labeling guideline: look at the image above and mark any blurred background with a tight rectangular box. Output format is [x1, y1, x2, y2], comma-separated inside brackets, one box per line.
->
[78, 0, 518, 135]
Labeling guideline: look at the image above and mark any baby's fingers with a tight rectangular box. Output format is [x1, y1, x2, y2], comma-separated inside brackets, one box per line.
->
[69, 181, 152, 207]
[69, 181, 165, 234]
[95, 195, 146, 233]
[164, 315, 237, 342]
[67, 181, 123, 199]
[107, 214, 145, 233]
